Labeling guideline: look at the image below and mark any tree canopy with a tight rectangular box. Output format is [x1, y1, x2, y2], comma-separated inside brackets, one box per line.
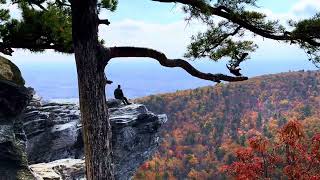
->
[1, 0, 319, 81]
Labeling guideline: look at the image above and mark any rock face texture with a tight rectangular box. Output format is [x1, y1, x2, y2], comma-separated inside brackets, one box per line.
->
[110, 103, 167, 180]
[0, 56, 25, 86]
[23, 97, 81, 164]
[0, 56, 34, 179]
[29, 159, 85, 180]
[24, 99, 167, 180]
[0, 56, 167, 179]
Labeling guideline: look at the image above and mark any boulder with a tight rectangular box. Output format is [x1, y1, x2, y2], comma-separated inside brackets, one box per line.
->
[29, 159, 84, 180]
[0, 56, 25, 86]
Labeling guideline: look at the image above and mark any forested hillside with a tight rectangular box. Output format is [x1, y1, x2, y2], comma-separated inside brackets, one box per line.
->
[134, 70, 320, 179]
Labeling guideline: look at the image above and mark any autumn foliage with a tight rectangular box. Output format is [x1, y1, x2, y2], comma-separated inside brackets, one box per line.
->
[221, 120, 320, 179]
[135, 70, 320, 179]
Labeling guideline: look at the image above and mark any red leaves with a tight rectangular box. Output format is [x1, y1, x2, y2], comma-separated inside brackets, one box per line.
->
[283, 165, 302, 179]
[222, 121, 320, 179]
[248, 136, 268, 153]
[310, 133, 320, 166]
[221, 147, 264, 179]
[235, 147, 254, 161]
[279, 120, 304, 146]
[221, 160, 263, 180]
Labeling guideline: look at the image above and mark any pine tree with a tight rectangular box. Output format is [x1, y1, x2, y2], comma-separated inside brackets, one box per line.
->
[0, 0, 319, 179]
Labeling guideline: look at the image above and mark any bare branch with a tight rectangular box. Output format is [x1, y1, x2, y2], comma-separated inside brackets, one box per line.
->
[103, 73, 113, 85]
[107, 46, 248, 83]
[99, 19, 111, 26]
[12, 0, 47, 11]
[152, 0, 320, 46]
[55, 0, 71, 7]
[33, 3, 47, 11]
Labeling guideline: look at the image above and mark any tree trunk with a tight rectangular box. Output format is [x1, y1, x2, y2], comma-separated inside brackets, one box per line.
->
[71, 0, 114, 179]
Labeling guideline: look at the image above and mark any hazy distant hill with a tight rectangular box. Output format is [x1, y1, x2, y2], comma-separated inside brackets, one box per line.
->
[134, 70, 320, 179]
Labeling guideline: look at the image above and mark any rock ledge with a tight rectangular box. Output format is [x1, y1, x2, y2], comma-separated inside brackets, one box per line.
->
[24, 99, 167, 180]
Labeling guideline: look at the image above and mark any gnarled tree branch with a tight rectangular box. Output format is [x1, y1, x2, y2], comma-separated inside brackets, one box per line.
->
[152, 0, 320, 46]
[106, 46, 248, 83]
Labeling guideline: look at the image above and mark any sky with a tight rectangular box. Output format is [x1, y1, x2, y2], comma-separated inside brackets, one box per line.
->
[4, 0, 320, 100]
[7, 0, 320, 60]
[7, 0, 319, 65]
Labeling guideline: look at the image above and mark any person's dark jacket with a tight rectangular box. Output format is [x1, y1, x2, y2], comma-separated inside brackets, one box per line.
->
[114, 88, 124, 99]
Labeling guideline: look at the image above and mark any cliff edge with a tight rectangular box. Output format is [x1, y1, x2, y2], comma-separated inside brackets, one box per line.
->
[24, 99, 167, 180]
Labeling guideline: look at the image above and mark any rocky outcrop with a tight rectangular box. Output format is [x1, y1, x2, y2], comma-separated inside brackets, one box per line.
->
[0, 56, 34, 179]
[29, 159, 84, 180]
[0, 56, 167, 179]
[0, 56, 25, 86]
[110, 103, 167, 180]
[24, 99, 167, 180]
[23, 97, 81, 163]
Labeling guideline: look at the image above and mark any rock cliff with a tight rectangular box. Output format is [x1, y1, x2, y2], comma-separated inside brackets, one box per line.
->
[23, 98, 167, 180]
[0, 56, 167, 180]
[0, 56, 34, 179]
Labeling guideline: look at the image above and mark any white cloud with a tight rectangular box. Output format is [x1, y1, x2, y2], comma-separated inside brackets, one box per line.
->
[97, 17, 307, 64]
[99, 19, 205, 57]
[292, 0, 320, 16]
[98, 1, 314, 62]
[252, 0, 319, 29]
[8, 0, 315, 65]
[253, 8, 295, 30]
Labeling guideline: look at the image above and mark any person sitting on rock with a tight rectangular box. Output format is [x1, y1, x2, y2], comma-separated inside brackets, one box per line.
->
[114, 85, 131, 105]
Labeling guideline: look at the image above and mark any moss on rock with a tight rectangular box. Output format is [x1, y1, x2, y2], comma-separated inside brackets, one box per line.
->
[0, 56, 25, 86]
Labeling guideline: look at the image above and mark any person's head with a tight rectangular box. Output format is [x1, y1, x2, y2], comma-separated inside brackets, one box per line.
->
[118, 85, 121, 88]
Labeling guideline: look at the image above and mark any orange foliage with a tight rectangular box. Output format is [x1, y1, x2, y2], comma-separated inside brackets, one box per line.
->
[134, 71, 320, 179]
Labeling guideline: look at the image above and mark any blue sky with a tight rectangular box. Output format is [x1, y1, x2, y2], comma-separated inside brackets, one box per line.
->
[7, 0, 318, 59]
[106, 0, 299, 22]
[259, 0, 298, 12]
[8, 0, 319, 63]
[105, 0, 303, 23]
[5, 0, 320, 99]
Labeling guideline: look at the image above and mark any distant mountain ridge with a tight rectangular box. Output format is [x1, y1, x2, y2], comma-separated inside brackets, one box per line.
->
[134, 70, 320, 179]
